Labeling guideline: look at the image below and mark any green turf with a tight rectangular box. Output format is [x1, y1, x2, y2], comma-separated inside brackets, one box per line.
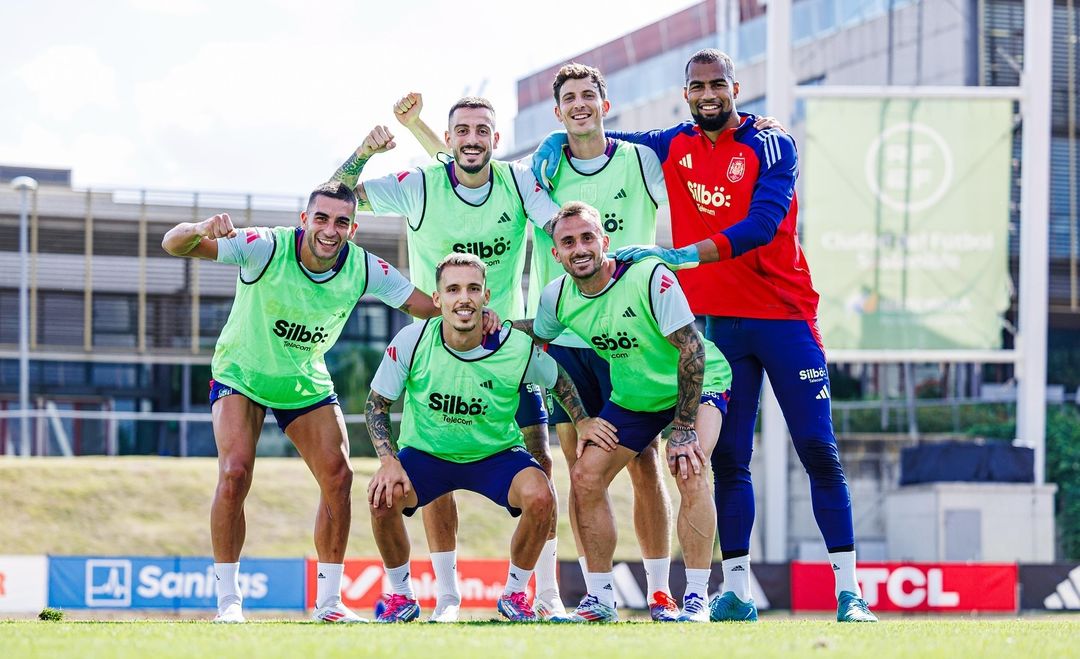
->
[1, 619, 1077, 658]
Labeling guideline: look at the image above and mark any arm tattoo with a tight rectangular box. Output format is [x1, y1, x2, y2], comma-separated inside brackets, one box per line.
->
[332, 151, 371, 189]
[668, 324, 705, 428]
[365, 390, 398, 459]
[510, 319, 543, 344]
[551, 365, 588, 424]
[522, 425, 553, 477]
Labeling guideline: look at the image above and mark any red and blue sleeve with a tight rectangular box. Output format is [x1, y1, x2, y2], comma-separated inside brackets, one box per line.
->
[715, 130, 799, 259]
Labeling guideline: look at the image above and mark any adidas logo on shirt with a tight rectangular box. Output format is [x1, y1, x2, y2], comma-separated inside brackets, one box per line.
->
[816, 385, 831, 400]
[731, 565, 745, 572]
[613, 188, 627, 199]
[497, 212, 512, 224]
[318, 572, 326, 579]
[679, 153, 693, 169]
[622, 307, 637, 318]
[1044, 566, 1080, 609]
[480, 380, 493, 389]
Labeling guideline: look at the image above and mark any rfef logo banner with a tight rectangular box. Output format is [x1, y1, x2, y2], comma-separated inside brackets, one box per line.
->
[48, 557, 305, 610]
[803, 98, 1012, 350]
[0, 555, 48, 612]
[306, 558, 521, 611]
[791, 561, 1018, 612]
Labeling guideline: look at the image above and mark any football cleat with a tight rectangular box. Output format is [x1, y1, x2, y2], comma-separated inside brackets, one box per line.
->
[709, 591, 758, 621]
[534, 591, 569, 622]
[376, 594, 421, 623]
[428, 598, 461, 623]
[648, 591, 681, 622]
[213, 597, 245, 623]
[569, 594, 618, 623]
[311, 601, 367, 623]
[679, 593, 710, 622]
[497, 591, 538, 622]
[837, 591, 878, 622]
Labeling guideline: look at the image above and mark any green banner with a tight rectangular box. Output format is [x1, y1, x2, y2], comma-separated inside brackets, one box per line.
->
[802, 98, 1012, 350]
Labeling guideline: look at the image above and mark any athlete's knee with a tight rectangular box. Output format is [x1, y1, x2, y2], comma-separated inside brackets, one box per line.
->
[518, 477, 555, 520]
[217, 460, 254, 500]
[674, 467, 712, 499]
[793, 436, 847, 485]
[569, 461, 606, 500]
[321, 461, 354, 499]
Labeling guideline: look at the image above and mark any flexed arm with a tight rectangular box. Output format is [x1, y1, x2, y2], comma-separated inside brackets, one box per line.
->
[393, 92, 446, 158]
[161, 212, 237, 260]
[331, 126, 397, 210]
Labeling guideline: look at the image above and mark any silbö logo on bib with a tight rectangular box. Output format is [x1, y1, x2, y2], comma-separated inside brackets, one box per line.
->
[273, 320, 328, 352]
[452, 236, 512, 266]
[428, 393, 489, 426]
[590, 331, 640, 359]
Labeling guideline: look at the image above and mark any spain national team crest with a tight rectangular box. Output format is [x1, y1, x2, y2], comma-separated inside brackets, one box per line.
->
[727, 156, 746, 183]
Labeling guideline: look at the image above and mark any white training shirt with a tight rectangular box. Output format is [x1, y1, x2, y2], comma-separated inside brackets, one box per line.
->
[533, 262, 695, 342]
[363, 158, 559, 230]
[215, 227, 415, 307]
[370, 324, 558, 401]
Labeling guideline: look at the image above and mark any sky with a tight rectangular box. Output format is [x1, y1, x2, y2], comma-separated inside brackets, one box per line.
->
[0, 0, 701, 198]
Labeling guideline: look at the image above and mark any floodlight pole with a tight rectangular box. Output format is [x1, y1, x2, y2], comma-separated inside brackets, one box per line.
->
[11, 176, 38, 458]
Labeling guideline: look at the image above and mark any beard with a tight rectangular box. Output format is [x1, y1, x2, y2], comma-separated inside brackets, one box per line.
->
[567, 254, 603, 280]
[690, 107, 733, 132]
[455, 148, 491, 174]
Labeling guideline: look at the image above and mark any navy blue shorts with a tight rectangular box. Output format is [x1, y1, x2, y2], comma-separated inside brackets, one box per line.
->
[515, 383, 548, 428]
[598, 391, 730, 454]
[545, 344, 612, 424]
[208, 378, 338, 432]
[398, 445, 543, 517]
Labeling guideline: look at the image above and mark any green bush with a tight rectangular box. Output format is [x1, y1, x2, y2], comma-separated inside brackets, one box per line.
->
[1046, 406, 1080, 560]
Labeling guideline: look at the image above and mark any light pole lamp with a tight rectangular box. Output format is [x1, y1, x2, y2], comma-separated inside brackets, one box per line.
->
[11, 176, 37, 457]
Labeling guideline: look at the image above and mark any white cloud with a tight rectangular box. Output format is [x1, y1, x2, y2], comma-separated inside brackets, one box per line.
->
[17, 45, 119, 121]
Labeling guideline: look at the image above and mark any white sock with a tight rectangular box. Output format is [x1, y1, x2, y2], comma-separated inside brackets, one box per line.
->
[385, 562, 415, 598]
[214, 562, 241, 609]
[503, 562, 534, 596]
[829, 550, 861, 598]
[642, 556, 671, 596]
[721, 555, 751, 601]
[684, 567, 711, 602]
[430, 550, 461, 603]
[585, 571, 615, 608]
[577, 556, 588, 580]
[534, 538, 560, 599]
[315, 562, 344, 608]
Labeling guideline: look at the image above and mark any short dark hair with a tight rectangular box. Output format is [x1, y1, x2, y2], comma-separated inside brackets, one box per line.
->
[435, 252, 487, 287]
[552, 62, 607, 103]
[307, 180, 356, 213]
[545, 201, 603, 238]
[448, 96, 496, 124]
[684, 48, 735, 85]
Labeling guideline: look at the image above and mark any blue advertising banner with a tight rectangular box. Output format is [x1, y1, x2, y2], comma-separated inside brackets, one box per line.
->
[48, 556, 305, 610]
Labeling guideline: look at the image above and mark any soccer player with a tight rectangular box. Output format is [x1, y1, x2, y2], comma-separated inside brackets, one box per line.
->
[331, 99, 565, 620]
[398, 74, 681, 619]
[514, 202, 732, 623]
[365, 253, 614, 623]
[538, 49, 877, 623]
[161, 181, 447, 623]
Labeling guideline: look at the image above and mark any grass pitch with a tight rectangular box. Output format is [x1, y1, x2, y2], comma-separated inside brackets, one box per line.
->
[2, 618, 1077, 659]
